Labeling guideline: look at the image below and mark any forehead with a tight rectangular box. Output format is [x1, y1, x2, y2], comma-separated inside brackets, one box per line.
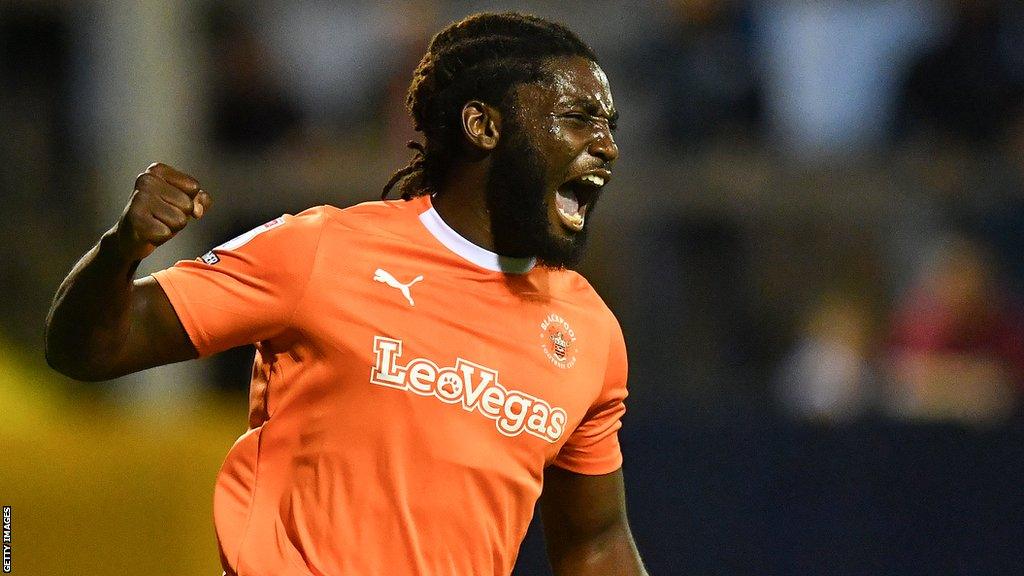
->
[516, 56, 615, 114]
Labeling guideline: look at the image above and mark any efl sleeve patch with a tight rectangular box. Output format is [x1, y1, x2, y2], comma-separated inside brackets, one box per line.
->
[215, 217, 286, 252]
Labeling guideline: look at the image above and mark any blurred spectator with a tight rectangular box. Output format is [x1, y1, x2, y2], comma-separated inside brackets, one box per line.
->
[954, 103, 1024, 298]
[378, 2, 443, 162]
[626, 0, 763, 149]
[623, 214, 765, 415]
[896, 0, 1024, 144]
[0, 2, 83, 344]
[256, 2, 418, 128]
[206, 4, 304, 153]
[755, 0, 944, 157]
[775, 292, 879, 423]
[886, 235, 1024, 424]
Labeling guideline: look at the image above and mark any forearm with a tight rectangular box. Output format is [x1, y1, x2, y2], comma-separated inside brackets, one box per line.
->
[46, 163, 209, 380]
[548, 521, 647, 576]
[45, 230, 139, 380]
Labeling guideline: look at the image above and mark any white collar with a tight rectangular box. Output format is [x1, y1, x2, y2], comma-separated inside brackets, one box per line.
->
[418, 203, 536, 274]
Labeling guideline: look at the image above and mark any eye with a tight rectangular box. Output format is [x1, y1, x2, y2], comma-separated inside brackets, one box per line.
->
[559, 111, 616, 132]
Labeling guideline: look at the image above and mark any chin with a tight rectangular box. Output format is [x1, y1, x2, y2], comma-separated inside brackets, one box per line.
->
[534, 225, 588, 269]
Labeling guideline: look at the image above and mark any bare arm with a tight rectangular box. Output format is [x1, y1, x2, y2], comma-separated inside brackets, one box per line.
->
[44, 163, 212, 381]
[540, 466, 647, 576]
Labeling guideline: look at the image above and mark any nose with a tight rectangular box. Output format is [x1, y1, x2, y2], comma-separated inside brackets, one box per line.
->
[589, 129, 618, 163]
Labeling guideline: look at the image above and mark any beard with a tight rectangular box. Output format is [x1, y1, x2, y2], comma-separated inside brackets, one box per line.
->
[484, 122, 592, 269]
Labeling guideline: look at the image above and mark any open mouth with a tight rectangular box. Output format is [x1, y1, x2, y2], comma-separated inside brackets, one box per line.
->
[555, 172, 608, 232]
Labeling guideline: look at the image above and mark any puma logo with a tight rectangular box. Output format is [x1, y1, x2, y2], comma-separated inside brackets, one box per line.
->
[373, 268, 424, 306]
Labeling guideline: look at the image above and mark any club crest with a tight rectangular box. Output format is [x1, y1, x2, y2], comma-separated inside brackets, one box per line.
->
[540, 313, 578, 369]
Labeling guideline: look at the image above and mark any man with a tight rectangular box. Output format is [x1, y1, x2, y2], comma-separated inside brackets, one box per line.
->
[46, 12, 646, 576]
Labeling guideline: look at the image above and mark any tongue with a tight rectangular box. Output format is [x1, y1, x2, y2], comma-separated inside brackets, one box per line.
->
[556, 188, 580, 215]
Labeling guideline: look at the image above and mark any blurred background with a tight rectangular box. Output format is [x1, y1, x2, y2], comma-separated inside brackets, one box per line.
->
[3, 0, 1024, 574]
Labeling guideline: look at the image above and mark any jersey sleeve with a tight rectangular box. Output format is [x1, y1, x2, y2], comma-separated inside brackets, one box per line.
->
[151, 207, 326, 357]
[552, 317, 628, 475]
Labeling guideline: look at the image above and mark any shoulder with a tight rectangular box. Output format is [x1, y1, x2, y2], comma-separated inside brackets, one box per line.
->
[250, 199, 429, 279]
[207, 207, 327, 258]
[316, 198, 427, 236]
[550, 269, 618, 321]
[246, 197, 425, 239]
[227, 199, 422, 258]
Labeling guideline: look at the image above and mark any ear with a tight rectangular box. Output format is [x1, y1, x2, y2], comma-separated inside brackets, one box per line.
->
[461, 100, 501, 151]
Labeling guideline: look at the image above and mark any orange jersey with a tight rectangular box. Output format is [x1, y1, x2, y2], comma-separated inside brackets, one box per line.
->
[152, 195, 628, 576]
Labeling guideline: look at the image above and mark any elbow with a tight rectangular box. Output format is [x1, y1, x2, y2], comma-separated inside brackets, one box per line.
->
[46, 352, 115, 382]
[43, 327, 115, 382]
[46, 364, 101, 383]
[42, 323, 71, 375]
[44, 345, 103, 382]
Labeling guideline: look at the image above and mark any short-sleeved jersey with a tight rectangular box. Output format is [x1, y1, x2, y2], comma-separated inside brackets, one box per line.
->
[152, 195, 628, 576]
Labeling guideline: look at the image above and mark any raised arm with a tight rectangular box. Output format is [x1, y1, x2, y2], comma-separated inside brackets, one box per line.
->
[44, 163, 212, 381]
[539, 466, 647, 576]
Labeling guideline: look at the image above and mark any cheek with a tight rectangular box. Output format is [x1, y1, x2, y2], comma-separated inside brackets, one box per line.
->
[544, 128, 587, 162]
[545, 121, 582, 147]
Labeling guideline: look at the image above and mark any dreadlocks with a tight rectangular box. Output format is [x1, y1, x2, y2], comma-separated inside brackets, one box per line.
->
[381, 12, 598, 200]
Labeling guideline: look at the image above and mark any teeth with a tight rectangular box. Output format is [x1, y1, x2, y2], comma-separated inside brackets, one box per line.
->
[579, 174, 605, 187]
[560, 210, 584, 229]
[556, 194, 585, 230]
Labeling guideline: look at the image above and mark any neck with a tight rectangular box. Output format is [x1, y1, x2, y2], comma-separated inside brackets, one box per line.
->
[430, 159, 496, 252]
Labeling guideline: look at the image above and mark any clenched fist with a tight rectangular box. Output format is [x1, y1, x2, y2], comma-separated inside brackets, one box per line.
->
[109, 163, 212, 262]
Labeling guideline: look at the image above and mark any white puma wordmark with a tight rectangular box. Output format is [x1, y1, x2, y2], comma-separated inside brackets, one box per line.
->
[373, 268, 424, 306]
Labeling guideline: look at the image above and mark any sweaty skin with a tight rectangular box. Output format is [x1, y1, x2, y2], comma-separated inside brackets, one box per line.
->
[432, 55, 618, 267]
[45, 55, 644, 576]
[520, 58, 618, 237]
